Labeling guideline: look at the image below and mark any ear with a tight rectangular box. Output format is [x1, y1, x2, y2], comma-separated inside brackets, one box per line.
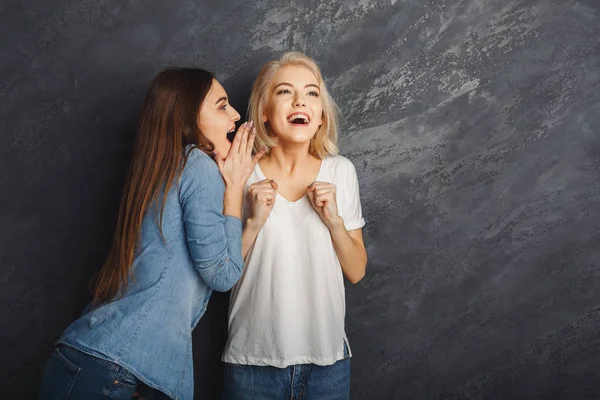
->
[262, 107, 268, 123]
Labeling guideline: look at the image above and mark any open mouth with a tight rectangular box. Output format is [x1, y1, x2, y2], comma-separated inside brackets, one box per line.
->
[287, 113, 310, 125]
[226, 126, 236, 142]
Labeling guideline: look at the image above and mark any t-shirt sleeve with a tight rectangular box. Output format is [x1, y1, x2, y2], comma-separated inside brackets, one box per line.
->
[339, 158, 366, 231]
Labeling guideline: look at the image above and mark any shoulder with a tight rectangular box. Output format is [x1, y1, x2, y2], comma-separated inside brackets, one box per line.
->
[178, 147, 224, 202]
[323, 155, 358, 176]
[181, 146, 220, 181]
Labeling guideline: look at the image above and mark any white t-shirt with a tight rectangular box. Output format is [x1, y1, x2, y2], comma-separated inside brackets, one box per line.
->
[222, 155, 365, 367]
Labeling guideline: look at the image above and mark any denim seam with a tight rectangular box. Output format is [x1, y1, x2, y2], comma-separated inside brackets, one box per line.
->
[53, 348, 81, 400]
[290, 365, 296, 400]
[174, 337, 193, 398]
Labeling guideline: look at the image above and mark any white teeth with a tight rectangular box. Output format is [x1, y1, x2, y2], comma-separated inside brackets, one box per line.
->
[287, 114, 310, 123]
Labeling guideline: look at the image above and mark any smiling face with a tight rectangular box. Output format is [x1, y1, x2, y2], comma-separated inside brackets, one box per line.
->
[262, 64, 323, 146]
[198, 79, 241, 156]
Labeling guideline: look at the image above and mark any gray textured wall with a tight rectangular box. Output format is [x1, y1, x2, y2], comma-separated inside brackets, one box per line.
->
[1, 0, 599, 399]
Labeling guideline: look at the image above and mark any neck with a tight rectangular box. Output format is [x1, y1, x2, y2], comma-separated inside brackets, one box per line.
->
[266, 140, 316, 174]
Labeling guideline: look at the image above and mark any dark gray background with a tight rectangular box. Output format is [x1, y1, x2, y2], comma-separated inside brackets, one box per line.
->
[1, 0, 599, 399]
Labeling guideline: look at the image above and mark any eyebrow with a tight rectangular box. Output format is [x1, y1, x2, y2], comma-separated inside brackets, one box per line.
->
[273, 82, 320, 90]
[215, 96, 227, 104]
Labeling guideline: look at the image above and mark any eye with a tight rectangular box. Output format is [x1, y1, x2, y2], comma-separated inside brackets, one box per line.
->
[220, 103, 228, 110]
[308, 91, 320, 97]
[276, 89, 292, 95]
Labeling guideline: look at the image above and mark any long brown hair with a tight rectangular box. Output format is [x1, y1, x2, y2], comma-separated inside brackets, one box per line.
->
[92, 67, 216, 307]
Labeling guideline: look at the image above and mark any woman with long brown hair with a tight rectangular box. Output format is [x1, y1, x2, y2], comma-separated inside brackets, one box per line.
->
[38, 67, 263, 400]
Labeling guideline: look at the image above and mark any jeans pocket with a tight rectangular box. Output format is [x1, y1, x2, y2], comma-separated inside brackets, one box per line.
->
[38, 348, 81, 400]
[114, 366, 139, 388]
[54, 347, 81, 373]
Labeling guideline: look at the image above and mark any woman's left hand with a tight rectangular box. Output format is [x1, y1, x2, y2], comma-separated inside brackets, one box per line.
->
[307, 181, 342, 229]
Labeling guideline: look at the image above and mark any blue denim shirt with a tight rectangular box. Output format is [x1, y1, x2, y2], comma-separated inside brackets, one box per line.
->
[58, 147, 243, 400]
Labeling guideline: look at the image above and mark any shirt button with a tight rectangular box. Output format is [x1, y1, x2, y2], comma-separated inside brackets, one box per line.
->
[114, 380, 119, 385]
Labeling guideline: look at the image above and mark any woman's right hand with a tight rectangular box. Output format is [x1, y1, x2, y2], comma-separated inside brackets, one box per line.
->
[214, 121, 266, 190]
[246, 179, 278, 228]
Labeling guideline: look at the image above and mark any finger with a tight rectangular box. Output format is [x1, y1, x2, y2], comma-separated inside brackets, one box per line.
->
[250, 179, 275, 191]
[307, 182, 316, 192]
[314, 188, 336, 198]
[269, 179, 279, 191]
[307, 188, 317, 208]
[252, 147, 267, 166]
[250, 178, 272, 187]
[246, 127, 257, 159]
[315, 193, 332, 203]
[240, 121, 254, 155]
[253, 188, 277, 197]
[231, 121, 248, 154]
[239, 120, 253, 155]
[257, 193, 275, 203]
[312, 182, 335, 191]
[243, 121, 254, 155]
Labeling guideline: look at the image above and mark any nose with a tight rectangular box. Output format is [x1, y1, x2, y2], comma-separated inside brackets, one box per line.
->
[293, 92, 305, 107]
[229, 107, 241, 122]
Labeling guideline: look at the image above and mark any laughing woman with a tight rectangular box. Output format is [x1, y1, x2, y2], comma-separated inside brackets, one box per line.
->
[222, 52, 368, 400]
[38, 67, 264, 400]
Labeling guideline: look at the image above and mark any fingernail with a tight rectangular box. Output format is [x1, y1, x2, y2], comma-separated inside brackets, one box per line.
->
[241, 122, 248, 128]
[249, 120, 254, 128]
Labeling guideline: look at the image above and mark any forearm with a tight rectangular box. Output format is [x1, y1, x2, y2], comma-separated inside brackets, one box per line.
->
[188, 217, 243, 292]
[328, 218, 367, 284]
[242, 219, 263, 258]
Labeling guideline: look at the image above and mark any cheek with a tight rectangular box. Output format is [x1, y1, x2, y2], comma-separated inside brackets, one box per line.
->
[267, 104, 281, 121]
[198, 120, 212, 135]
[313, 107, 324, 126]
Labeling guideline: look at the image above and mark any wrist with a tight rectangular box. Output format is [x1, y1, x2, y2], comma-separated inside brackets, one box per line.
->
[223, 185, 244, 198]
[246, 217, 265, 231]
[223, 188, 243, 219]
[326, 215, 345, 231]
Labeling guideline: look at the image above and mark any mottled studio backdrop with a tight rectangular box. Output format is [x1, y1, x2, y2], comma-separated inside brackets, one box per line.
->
[1, 0, 599, 398]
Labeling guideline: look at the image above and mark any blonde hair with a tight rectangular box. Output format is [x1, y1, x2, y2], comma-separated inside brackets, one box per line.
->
[248, 51, 339, 159]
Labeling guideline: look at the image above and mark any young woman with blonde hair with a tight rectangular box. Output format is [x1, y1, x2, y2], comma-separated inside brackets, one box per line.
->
[222, 52, 367, 400]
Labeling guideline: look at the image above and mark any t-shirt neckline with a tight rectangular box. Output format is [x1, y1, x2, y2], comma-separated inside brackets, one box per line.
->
[255, 157, 327, 204]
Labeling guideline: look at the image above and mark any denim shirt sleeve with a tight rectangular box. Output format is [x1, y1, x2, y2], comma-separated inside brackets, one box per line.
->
[178, 149, 243, 292]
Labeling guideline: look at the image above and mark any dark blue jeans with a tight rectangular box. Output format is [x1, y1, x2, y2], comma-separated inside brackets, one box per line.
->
[223, 344, 351, 400]
[38, 345, 140, 400]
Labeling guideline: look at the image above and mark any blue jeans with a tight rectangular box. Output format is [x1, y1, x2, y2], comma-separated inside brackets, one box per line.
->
[223, 344, 351, 400]
[38, 345, 140, 400]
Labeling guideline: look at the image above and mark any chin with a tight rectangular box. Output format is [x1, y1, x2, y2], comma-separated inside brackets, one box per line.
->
[291, 134, 316, 144]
